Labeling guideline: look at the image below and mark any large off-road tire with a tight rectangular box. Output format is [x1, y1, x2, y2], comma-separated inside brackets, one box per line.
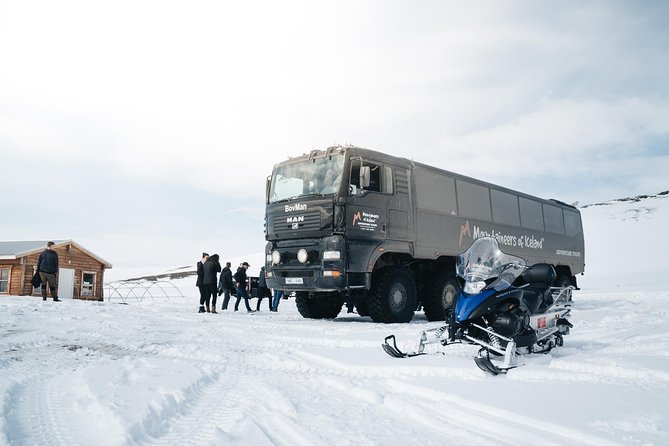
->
[295, 291, 344, 319]
[422, 271, 460, 321]
[367, 267, 417, 323]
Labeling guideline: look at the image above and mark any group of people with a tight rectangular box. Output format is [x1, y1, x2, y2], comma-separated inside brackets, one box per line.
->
[196, 253, 285, 314]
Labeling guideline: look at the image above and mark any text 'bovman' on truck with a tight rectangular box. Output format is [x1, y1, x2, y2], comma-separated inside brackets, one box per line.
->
[264, 145, 585, 323]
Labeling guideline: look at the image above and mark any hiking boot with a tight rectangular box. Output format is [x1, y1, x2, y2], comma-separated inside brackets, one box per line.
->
[53, 298, 61, 302]
[198, 306, 206, 313]
[211, 308, 218, 314]
[205, 304, 211, 313]
[43, 297, 47, 301]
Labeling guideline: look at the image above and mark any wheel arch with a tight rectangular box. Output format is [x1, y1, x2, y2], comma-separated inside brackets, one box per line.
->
[554, 265, 576, 288]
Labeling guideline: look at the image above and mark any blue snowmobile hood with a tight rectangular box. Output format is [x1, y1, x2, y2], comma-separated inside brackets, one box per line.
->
[455, 289, 495, 323]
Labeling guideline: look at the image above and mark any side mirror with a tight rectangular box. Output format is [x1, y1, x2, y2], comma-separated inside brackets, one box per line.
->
[360, 166, 371, 189]
[265, 176, 271, 203]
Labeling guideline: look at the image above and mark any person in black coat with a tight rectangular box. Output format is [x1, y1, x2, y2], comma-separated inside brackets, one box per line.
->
[201, 254, 221, 313]
[255, 266, 271, 311]
[196, 252, 209, 313]
[37, 241, 60, 301]
[234, 262, 253, 312]
[218, 261, 235, 310]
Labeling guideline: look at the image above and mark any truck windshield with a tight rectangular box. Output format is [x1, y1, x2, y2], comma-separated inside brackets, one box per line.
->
[269, 154, 345, 203]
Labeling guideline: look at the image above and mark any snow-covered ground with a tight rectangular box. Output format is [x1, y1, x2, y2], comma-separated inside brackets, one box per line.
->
[1, 193, 668, 445]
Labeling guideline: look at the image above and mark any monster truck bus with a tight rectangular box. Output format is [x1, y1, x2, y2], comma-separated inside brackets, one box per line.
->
[264, 145, 585, 323]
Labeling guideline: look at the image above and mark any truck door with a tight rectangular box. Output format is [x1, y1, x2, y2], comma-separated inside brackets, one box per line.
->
[346, 159, 387, 273]
[347, 159, 387, 240]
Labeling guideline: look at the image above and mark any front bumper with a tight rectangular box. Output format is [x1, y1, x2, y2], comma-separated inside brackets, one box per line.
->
[265, 272, 346, 292]
[265, 236, 349, 292]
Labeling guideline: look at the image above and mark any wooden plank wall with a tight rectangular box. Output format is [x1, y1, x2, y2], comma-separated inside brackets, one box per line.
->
[0, 259, 23, 296]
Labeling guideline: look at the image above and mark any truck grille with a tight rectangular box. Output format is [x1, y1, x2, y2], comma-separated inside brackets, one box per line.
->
[272, 211, 321, 235]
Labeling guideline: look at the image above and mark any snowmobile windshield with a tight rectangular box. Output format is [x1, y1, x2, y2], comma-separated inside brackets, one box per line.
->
[456, 237, 526, 291]
[269, 154, 345, 203]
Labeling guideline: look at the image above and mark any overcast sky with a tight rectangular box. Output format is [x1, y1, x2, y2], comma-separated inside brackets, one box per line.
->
[1, 0, 668, 273]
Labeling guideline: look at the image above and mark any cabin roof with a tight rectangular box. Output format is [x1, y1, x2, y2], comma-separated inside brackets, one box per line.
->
[0, 240, 112, 268]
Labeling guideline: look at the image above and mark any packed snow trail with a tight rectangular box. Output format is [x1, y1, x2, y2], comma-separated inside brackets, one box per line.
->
[1, 286, 668, 446]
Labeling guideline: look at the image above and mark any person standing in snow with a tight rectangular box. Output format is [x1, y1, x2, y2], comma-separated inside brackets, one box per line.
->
[271, 289, 284, 312]
[255, 266, 271, 311]
[196, 252, 209, 312]
[218, 261, 235, 310]
[201, 254, 221, 313]
[37, 241, 60, 302]
[233, 262, 253, 312]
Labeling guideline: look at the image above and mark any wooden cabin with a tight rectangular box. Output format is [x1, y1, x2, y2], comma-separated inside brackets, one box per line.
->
[0, 240, 112, 301]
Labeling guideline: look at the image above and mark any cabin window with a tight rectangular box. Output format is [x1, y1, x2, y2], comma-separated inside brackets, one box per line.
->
[543, 204, 565, 234]
[82, 272, 96, 297]
[415, 169, 457, 214]
[491, 190, 520, 226]
[519, 198, 544, 231]
[564, 210, 582, 236]
[0, 268, 9, 293]
[456, 180, 492, 221]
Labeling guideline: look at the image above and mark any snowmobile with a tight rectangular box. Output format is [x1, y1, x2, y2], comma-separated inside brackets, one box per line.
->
[382, 237, 574, 375]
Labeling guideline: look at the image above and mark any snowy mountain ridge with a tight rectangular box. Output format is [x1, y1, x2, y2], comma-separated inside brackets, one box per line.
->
[582, 190, 669, 208]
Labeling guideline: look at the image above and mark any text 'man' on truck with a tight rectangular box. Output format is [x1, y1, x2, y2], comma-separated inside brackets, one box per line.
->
[264, 145, 585, 323]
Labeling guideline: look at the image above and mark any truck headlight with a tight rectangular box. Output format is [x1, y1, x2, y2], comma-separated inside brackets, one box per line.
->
[271, 250, 282, 265]
[297, 248, 308, 264]
[323, 250, 341, 261]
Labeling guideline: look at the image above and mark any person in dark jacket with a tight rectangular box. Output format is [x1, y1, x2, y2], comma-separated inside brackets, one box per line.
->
[255, 266, 271, 311]
[201, 254, 221, 313]
[196, 252, 209, 313]
[37, 241, 60, 301]
[233, 262, 253, 312]
[218, 261, 235, 310]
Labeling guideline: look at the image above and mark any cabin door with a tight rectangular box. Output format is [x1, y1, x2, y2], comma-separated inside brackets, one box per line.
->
[58, 268, 75, 299]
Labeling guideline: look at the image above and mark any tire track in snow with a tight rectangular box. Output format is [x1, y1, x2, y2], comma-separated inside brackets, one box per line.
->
[1, 344, 125, 445]
[382, 379, 621, 446]
[284, 352, 623, 446]
[134, 367, 327, 446]
[128, 369, 223, 445]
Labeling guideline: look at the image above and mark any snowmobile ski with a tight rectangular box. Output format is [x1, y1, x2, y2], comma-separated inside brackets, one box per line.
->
[382, 335, 426, 358]
[474, 356, 506, 375]
[473, 348, 518, 375]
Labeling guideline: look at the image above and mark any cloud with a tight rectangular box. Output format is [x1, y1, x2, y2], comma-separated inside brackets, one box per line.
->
[433, 98, 669, 174]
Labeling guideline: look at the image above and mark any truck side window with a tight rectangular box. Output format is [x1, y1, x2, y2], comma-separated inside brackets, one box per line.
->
[367, 164, 381, 192]
[351, 161, 382, 193]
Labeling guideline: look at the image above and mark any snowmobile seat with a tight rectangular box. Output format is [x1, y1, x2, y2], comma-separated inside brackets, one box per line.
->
[520, 264, 556, 314]
[522, 263, 556, 287]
